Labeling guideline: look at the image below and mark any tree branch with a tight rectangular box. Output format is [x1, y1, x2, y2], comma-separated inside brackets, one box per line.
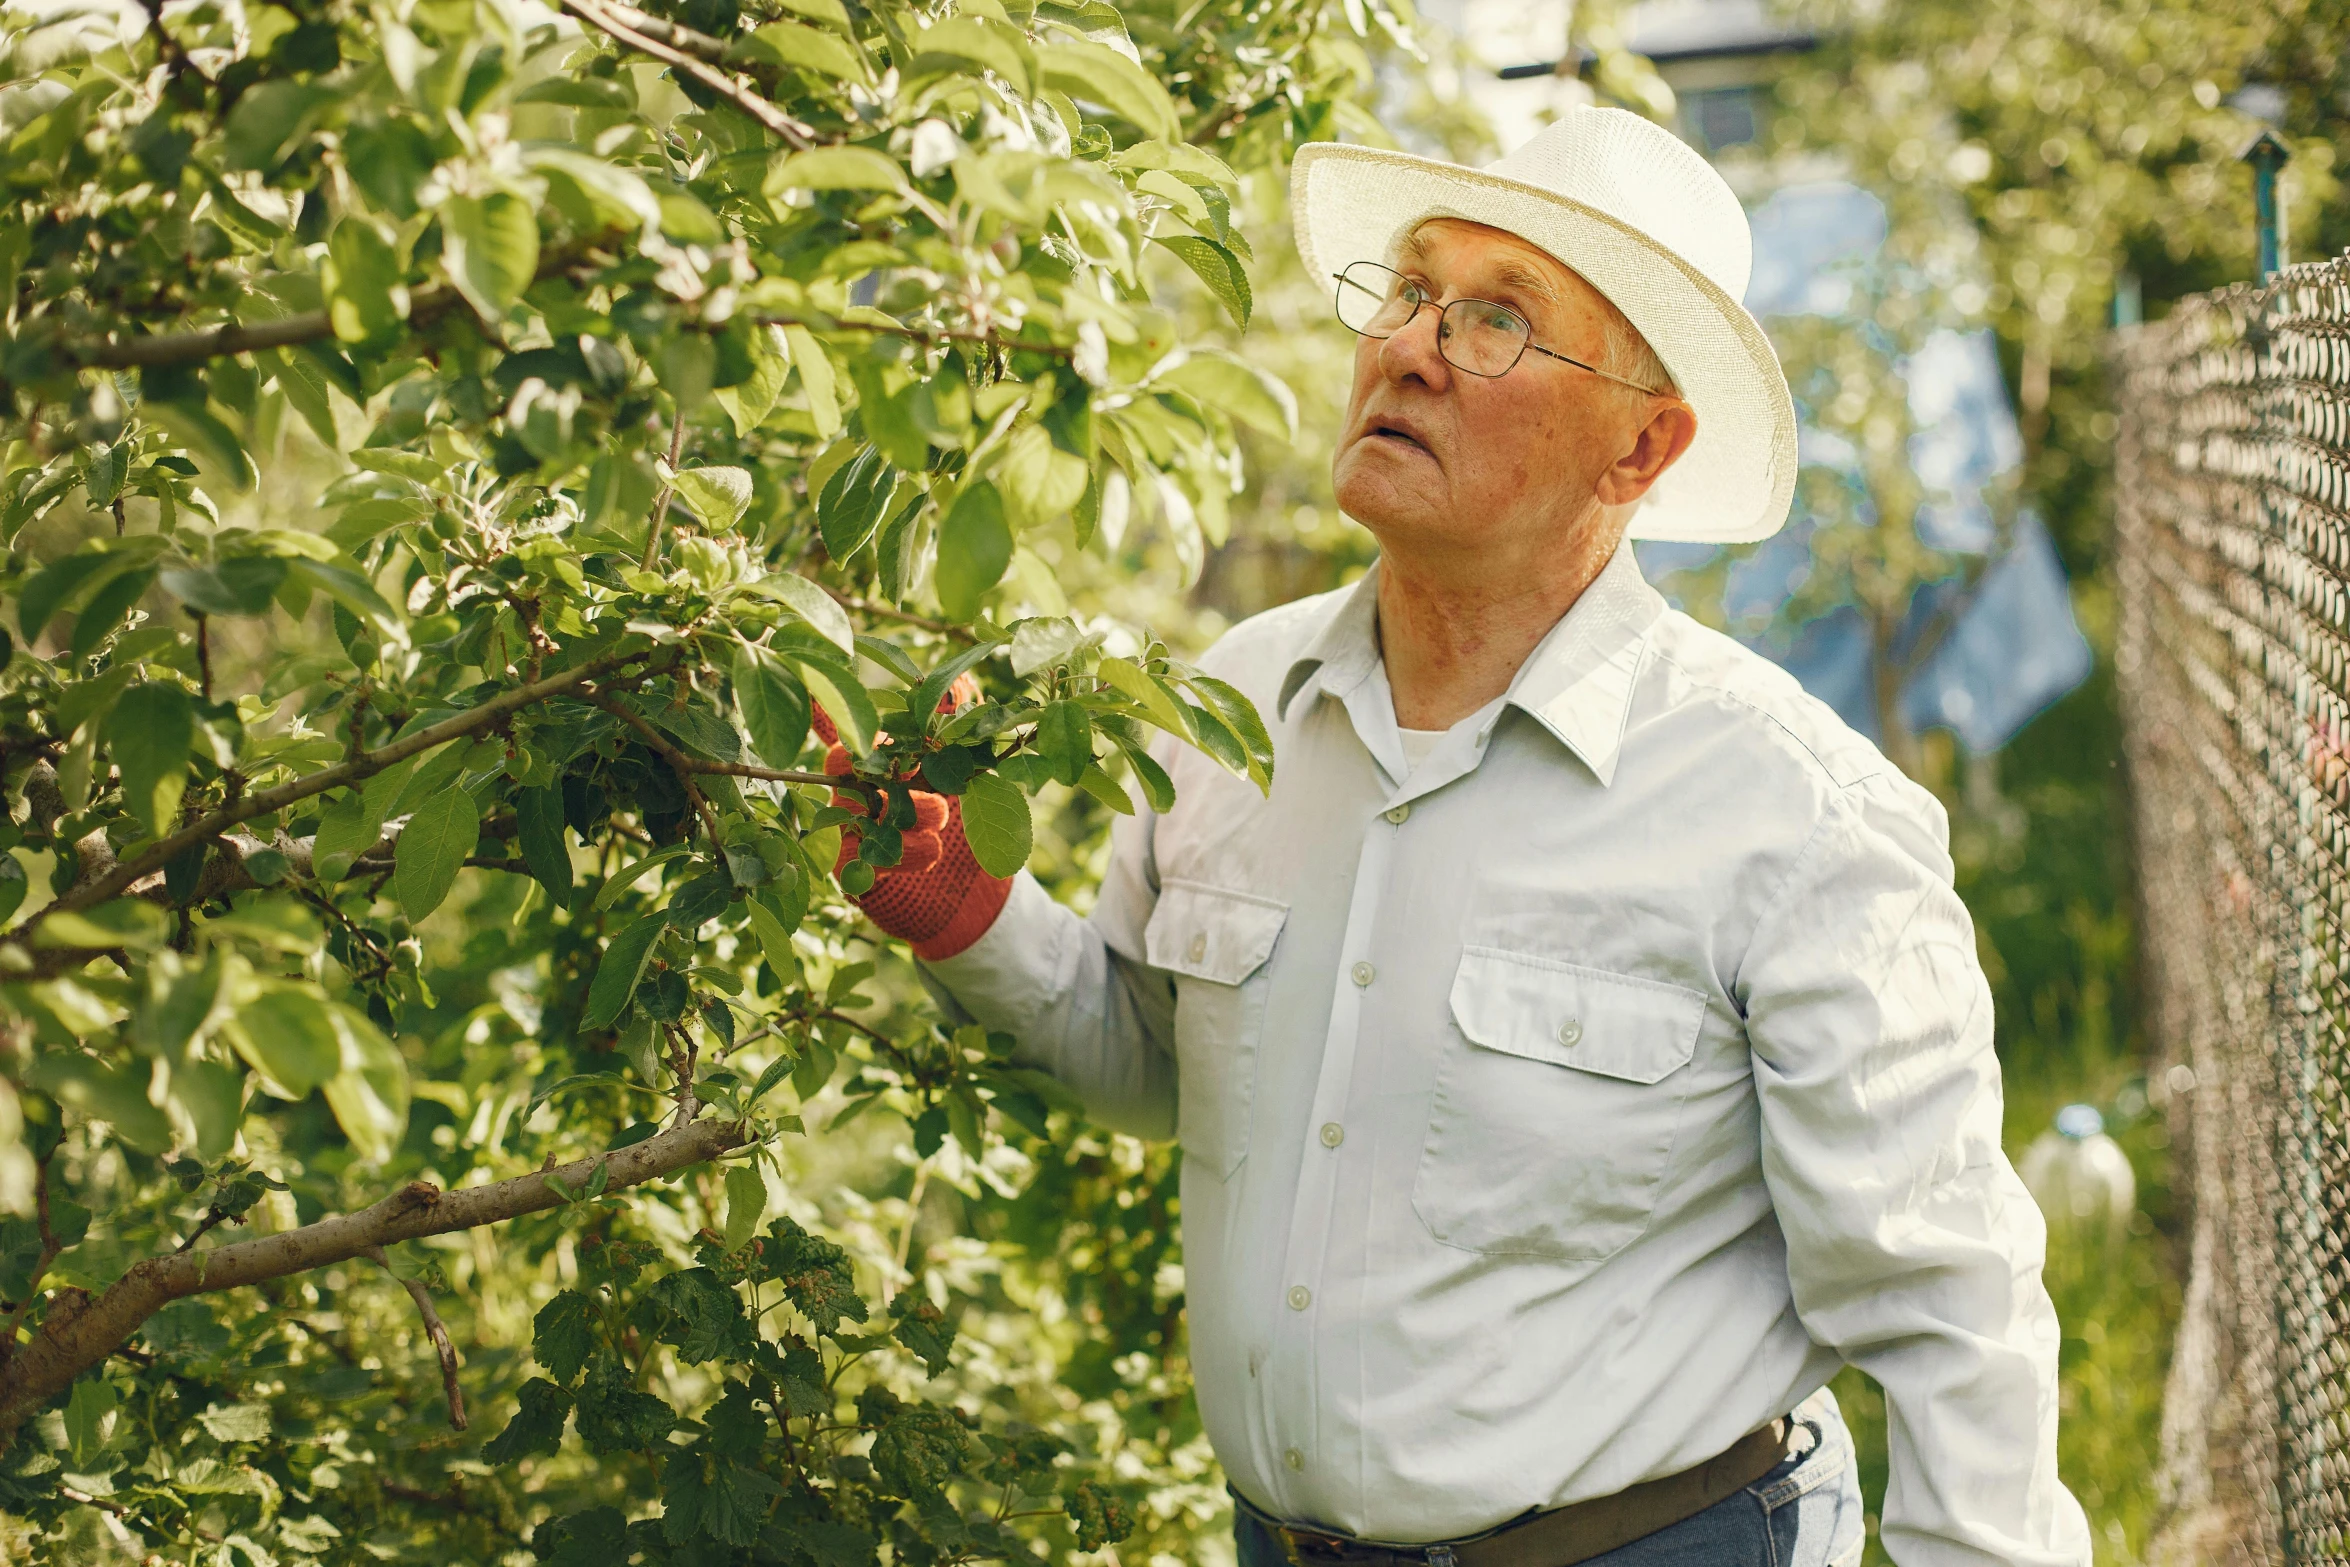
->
[560, 0, 815, 147]
[16, 644, 662, 944]
[366, 1247, 466, 1431]
[0, 1116, 747, 1446]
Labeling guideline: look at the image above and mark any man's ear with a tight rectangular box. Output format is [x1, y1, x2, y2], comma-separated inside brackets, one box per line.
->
[1593, 401, 1699, 508]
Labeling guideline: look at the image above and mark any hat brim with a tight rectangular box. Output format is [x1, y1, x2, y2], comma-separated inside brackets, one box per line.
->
[1290, 141, 1797, 545]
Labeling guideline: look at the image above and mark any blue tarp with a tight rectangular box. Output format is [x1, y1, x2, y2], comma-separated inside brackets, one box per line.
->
[1637, 181, 2092, 752]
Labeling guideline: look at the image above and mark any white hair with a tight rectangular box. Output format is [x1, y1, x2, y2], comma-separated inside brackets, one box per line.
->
[1599, 308, 1677, 397]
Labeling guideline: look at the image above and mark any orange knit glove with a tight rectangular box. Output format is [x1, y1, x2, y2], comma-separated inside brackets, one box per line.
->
[816, 675, 1010, 962]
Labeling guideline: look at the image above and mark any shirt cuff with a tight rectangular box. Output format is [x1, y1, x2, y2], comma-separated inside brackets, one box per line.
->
[915, 871, 1072, 1040]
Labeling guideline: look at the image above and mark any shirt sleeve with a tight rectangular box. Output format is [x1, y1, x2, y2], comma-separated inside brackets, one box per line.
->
[1739, 776, 2092, 1567]
[917, 802, 1179, 1140]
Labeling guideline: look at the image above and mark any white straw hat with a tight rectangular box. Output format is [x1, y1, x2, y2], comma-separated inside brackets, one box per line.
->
[1291, 108, 1798, 544]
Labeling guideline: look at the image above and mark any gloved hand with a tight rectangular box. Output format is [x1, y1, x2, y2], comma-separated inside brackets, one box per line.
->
[817, 675, 1011, 962]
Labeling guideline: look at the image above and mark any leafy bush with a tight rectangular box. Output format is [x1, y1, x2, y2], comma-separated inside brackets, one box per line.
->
[0, 0, 1404, 1556]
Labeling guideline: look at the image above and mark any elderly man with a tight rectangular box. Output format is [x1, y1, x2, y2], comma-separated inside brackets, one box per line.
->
[841, 109, 2091, 1566]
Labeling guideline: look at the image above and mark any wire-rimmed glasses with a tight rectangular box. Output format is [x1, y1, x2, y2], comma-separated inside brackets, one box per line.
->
[1331, 260, 1665, 393]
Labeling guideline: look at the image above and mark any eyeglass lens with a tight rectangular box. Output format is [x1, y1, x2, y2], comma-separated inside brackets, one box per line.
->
[1333, 262, 1531, 378]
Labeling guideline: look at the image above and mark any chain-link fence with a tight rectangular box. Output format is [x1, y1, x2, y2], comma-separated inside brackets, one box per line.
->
[2116, 255, 2350, 1564]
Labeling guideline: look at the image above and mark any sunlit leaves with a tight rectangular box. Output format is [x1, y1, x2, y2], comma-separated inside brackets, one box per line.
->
[441, 192, 540, 322]
[935, 481, 1013, 621]
[394, 790, 482, 923]
[957, 772, 1032, 878]
[105, 682, 193, 836]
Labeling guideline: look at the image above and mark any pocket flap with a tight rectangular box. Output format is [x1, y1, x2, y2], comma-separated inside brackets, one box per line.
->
[1145, 880, 1289, 985]
[1449, 947, 1705, 1084]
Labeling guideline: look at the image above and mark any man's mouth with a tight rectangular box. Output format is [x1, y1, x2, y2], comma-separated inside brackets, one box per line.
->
[1367, 422, 1429, 454]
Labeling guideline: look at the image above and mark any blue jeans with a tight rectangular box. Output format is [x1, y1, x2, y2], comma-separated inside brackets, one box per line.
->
[1236, 1391, 1866, 1567]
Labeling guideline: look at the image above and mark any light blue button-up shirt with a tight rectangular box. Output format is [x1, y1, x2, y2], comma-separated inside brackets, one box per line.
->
[927, 543, 2090, 1564]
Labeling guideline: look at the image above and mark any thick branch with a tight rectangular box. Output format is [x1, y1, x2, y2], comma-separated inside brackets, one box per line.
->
[19, 645, 657, 938]
[0, 1117, 747, 1444]
[367, 1247, 466, 1431]
[561, 0, 815, 147]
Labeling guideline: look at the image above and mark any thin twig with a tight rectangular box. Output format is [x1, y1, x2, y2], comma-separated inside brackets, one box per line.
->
[642, 409, 689, 571]
[365, 1247, 467, 1431]
[816, 580, 977, 641]
[560, 0, 815, 147]
[169, 1206, 239, 1256]
[60, 1485, 225, 1543]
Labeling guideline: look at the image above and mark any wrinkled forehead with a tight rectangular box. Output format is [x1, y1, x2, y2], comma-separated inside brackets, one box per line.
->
[1396, 218, 1587, 304]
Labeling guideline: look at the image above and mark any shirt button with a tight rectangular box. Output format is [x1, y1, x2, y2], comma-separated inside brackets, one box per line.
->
[1352, 961, 1375, 987]
[1383, 803, 1410, 825]
[1558, 1018, 1583, 1047]
[1287, 1285, 1312, 1310]
[1284, 1447, 1305, 1472]
[1188, 932, 1207, 963]
[1319, 1122, 1345, 1148]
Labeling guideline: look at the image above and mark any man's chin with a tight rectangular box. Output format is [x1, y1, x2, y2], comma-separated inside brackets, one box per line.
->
[1333, 460, 1445, 538]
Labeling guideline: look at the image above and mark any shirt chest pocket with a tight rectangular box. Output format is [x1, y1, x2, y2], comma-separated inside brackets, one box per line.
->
[1143, 880, 1289, 1181]
[1414, 946, 1708, 1262]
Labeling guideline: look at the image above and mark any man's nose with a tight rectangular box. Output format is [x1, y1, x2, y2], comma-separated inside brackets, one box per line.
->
[1377, 300, 1451, 389]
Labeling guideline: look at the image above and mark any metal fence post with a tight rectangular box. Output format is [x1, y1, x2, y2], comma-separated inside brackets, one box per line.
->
[2243, 129, 2290, 282]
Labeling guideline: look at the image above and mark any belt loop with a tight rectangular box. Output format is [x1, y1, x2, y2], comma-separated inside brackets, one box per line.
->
[1426, 1549, 1457, 1567]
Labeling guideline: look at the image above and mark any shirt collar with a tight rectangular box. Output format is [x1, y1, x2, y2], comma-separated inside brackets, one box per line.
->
[1276, 543, 1664, 788]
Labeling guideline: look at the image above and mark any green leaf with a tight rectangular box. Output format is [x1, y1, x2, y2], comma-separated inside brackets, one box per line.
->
[0, 853, 25, 927]
[1187, 672, 1276, 788]
[484, 1378, 573, 1465]
[160, 556, 289, 616]
[935, 481, 1012, 621]
[721, 1163, 767, 1251]
[221, 80, 330, 170]
[782, 325, 840, 438]
[815, 444, 897, 561]
[441, 192, 540, 322]
[289, 560, 405, 641]
[196, 1401, 271, 1444]
[791, 657, 879, 757]
[890, 1293, 955, 1377]
[65, 1378, 116, 1464]
[911, 18, 1033, 94]
[229, 984, 344, 1098]
[744, 571, 854, 655]
[584, 914, 667, 1028]
[736, 19, 870, 80]
[517, 785, 573, 902]
[1035, 700, 1092, 786]
[311, 792, 380, 881]
[324, 220, 406, 344]
[734, 646, 811, 769]
[1154, 235, 1253, 330]
[106, 681, 195, 836]
[394, 788, 480, 923]
[1160, 350, 1295, 438]
[766, 146, 908, 195]
[1038, 40, 1180, 139]
[668, 465, 754, 532]
[958, 771, 1031, 878]
[320, 1006, 409, 1164]
[534, 1291, 602, 1382]
[1097, 656, 1193, 741]
[573, 1362, 676, 1454]
[83, 443, 129, 508]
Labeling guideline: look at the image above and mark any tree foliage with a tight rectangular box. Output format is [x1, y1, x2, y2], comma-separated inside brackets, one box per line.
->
[0, 0, 1403, 1555]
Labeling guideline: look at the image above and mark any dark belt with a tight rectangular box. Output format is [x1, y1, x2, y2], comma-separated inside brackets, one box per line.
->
[1235, 1419, 1792, 1567]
